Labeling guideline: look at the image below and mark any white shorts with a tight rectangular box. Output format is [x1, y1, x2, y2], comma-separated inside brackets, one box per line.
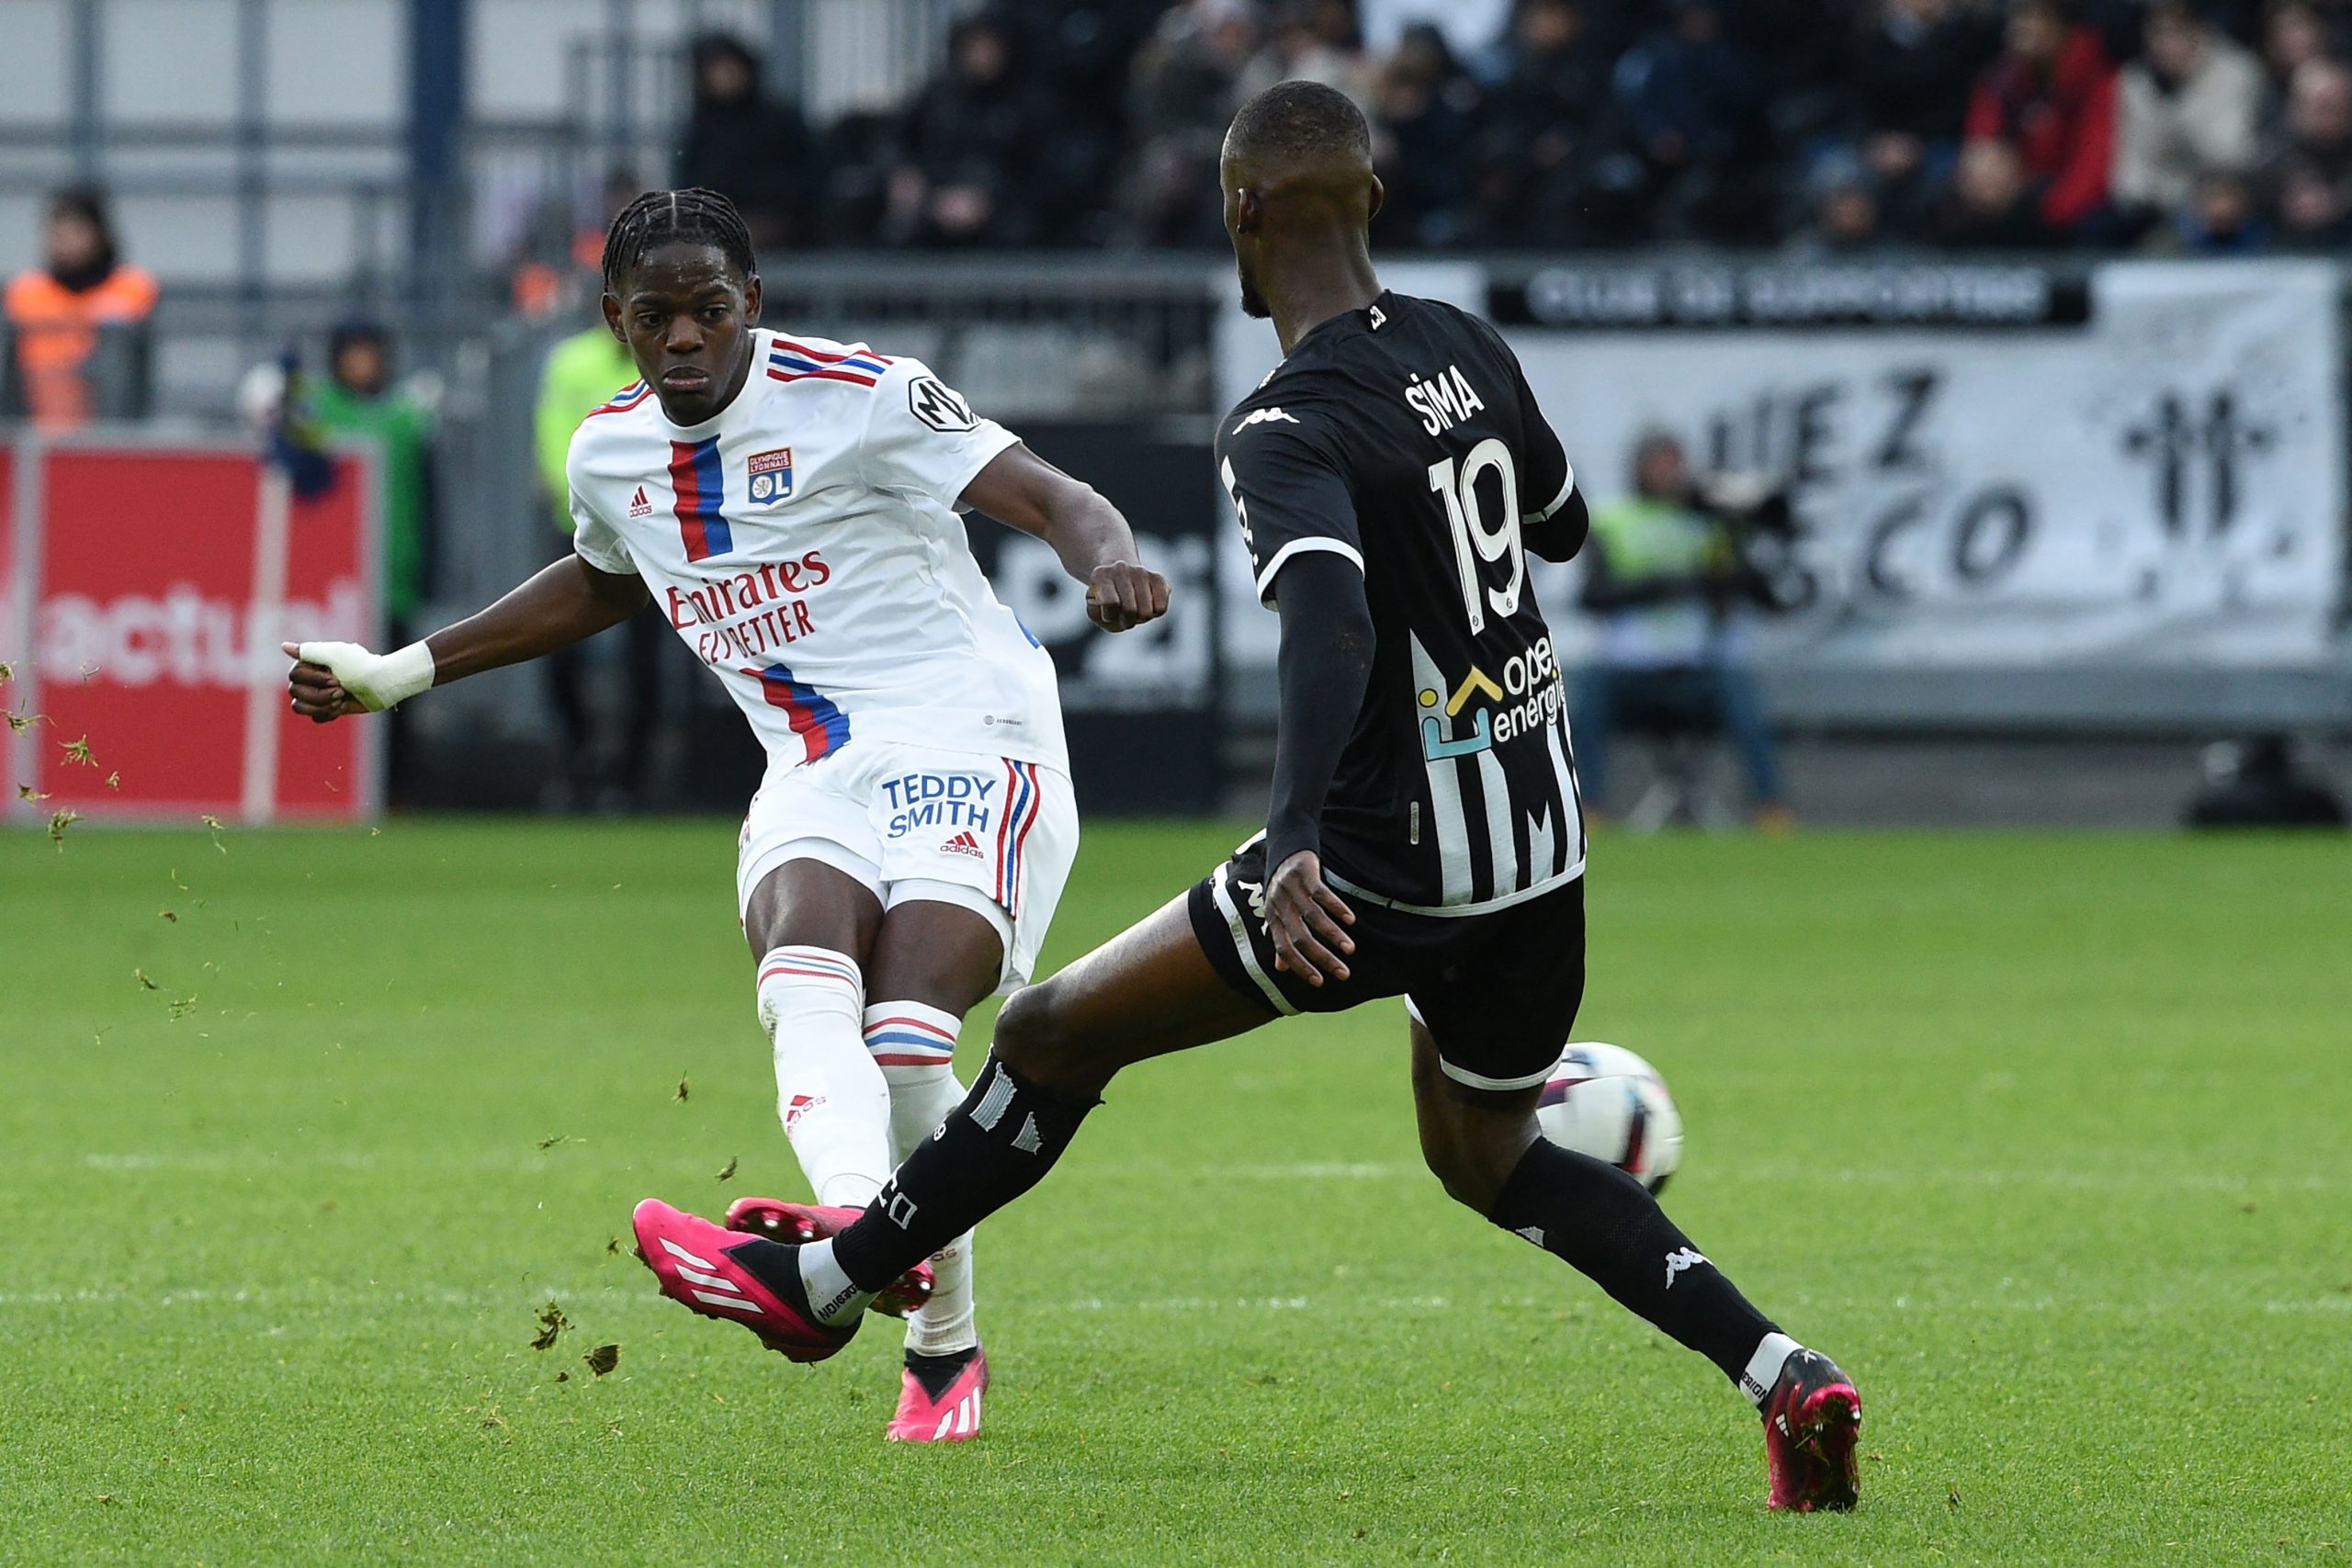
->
[736, 740, 1080, 991]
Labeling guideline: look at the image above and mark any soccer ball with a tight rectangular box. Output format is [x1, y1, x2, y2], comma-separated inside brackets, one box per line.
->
[1535, 1043, 1683, 1193]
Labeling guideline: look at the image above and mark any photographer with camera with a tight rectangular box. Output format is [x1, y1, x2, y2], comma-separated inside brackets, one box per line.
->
[1573, 430, 1792, 829]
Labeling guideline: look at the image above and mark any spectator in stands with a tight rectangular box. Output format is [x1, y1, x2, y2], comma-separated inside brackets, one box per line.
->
[1965, 0, 2119, 235]
[2110, 2, 2265, 230]
[1933, 135, 2064, 244]
[534, 307, 664, 809]
[1372, 25, 1485, 247]
[998, 1, 1156, 244]
[1572, 431, 1789, 827]
[1124, 0, 1261, 246]
[2259, 0, 2343, 99]
[311, 321, 436, 653]
[1788, 150, 1897, 253]
[1611, 0, 1772, 243]
[2264, 57, 2352, 241]
[1843, 0, 2000, 231]
[2176, 168, 2272, 249]
[309, 321, 436, 802]
[512, 169, 642, 322]
[675, 33, 820, 250]
[883, 12, 1056, 247]
[2, 187, 156, 433]
[1468, 0, 1637, 245]
[1235, 0, 1374, 115]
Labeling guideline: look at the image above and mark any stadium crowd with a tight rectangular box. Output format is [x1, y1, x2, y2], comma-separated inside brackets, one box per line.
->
[667, 0, 2352, 254]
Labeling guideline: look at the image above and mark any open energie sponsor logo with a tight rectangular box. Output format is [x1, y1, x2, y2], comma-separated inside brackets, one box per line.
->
[1417, 636, 1565, 761]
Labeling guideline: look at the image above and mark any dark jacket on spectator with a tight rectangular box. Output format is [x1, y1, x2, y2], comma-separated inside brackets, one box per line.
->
[675, 37, 820, 248]
[1848, 7, 1998, 143]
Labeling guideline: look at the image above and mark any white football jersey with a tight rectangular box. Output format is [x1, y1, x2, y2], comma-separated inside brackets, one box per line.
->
[565, 329, 1067, 773]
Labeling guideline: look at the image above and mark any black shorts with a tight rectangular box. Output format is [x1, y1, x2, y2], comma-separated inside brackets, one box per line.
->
[1186, 837, 1587, 1092]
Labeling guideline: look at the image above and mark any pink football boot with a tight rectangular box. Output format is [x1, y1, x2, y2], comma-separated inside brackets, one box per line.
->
[633, 1198, 919, 1363]
[1759, 1348, 1862, 1511]
[888, 1347, 989, 1443]
[722, 1196, 933, 1319]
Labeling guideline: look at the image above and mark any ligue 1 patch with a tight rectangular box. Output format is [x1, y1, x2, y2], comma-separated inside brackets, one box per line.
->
[746, 447, 795, 505]
[908, 376, 978, 434]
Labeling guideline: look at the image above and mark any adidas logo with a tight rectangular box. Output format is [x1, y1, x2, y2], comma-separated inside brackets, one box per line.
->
[1663, 1246, 1709, 1287]
[785, 1091, 826, 1129]
[657, 1235, 765, 1316]
[628, 484, 653, 518]
[928, 1388, 983, 1440]
[941, 830, 985, 859]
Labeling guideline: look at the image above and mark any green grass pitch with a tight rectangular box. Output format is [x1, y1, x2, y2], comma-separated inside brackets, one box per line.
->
[4, 818, 2347, 1564]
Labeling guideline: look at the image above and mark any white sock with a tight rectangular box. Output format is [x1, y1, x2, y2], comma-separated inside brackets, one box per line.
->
[757, 946, 888, 1209]
[1740, 1331, 1803, 1407]
[866, 999, 979, 1357]
[797, 1237, 873, 1327]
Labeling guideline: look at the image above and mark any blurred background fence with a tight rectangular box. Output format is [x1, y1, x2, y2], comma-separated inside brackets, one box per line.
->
[3, 0, 2348, 828]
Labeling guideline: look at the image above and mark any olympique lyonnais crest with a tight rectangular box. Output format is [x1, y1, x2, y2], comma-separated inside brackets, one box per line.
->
[747, 447, 795, 506]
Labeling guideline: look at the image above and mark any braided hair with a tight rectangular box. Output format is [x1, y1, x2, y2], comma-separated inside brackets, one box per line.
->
[600, 187, 757, 298]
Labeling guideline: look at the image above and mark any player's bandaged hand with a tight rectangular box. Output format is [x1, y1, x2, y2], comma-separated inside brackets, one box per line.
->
[281, 639, 435, 721]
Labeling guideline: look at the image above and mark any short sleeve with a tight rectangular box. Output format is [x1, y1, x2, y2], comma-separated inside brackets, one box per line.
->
[858, 357, 1020, 510]
[565, 435, 639, 576]
[1216, 409, 1363, 607]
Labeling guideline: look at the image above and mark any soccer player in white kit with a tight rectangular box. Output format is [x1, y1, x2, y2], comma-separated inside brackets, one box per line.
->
[284, 189, 1169, 1442]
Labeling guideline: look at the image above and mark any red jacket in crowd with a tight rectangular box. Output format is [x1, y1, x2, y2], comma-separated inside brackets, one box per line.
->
[1966, 27, 2118, 227]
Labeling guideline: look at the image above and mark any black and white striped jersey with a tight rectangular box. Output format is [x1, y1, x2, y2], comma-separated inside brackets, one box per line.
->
[1215, 289, 1588, 915]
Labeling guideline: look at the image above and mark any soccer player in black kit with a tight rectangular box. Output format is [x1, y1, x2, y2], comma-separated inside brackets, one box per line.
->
[632, 81, 1863, 1506]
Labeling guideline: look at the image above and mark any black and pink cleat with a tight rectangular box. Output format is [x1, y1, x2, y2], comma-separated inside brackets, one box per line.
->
[632, 1198, 910, 1363]
[1760, 1348, 1862, 1511]
[721, 1196, 933, 1320]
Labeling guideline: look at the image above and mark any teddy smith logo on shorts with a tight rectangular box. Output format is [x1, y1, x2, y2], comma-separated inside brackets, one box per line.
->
[666, 550, 831, 665]
[883, 772, 999, 840]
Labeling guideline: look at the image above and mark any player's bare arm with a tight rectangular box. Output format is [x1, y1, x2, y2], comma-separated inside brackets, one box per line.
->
[282, 556, 647, 723]
[960, 444, 1170, 633]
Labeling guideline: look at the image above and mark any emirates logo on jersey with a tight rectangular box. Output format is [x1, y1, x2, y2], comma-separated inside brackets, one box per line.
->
[627, 484, 653, 519]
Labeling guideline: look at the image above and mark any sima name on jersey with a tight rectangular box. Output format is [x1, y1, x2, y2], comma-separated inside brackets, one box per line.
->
[1404, 364, 1487, 435]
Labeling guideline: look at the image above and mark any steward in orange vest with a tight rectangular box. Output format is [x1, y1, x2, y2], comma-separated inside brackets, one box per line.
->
[4, 188, 158, 432]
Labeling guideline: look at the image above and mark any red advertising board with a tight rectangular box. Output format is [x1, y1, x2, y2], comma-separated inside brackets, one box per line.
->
[6, 438, 379, 825]
[1, 442, 16, 808]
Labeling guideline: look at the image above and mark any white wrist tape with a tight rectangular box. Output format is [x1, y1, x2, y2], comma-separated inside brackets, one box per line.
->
[296, 639, 435, 712]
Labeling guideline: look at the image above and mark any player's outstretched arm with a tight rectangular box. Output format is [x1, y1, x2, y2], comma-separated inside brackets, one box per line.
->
[960, 444, 1170, 633]
[283, 556, 650, 722]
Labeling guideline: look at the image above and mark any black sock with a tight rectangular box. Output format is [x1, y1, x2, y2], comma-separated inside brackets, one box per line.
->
[832, 1053, 1097, 1294]
[1488, 1139, 1777, 1385]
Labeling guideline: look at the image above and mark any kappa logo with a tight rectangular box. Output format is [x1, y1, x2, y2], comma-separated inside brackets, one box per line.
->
[1232, 407, 1301, 434]
[942, 829, 986, 859]
[628, 485, 653, 518]
[908, 375, 978, 434]
[1663, 1246, 1709, 1287]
